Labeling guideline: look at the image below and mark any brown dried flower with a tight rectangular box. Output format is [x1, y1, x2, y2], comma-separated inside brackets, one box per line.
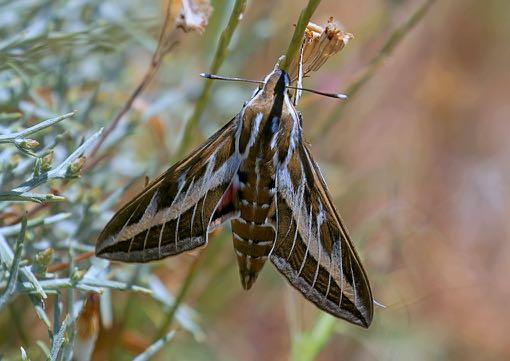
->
[169, 0, 212, 34]
[288, 17, 353, 82]
[74, 293, 100, 361]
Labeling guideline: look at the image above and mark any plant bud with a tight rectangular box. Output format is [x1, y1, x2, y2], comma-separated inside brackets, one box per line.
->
[16, 138, 40, 150]
[67, 156, 86, 176]
[41, 151, 54, 171]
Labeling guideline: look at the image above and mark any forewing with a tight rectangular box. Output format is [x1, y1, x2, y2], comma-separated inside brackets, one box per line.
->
[271, 142, 373, 327]
[96, 119, 240, 262]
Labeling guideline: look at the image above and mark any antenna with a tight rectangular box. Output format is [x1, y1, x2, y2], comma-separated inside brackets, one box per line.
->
[287, 86, 347, 100]
[200, 73, 263, 85]
[200, 73, 348, 100]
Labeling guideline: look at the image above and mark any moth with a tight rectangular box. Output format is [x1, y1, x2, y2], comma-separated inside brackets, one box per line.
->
[96, 65, 373, 328]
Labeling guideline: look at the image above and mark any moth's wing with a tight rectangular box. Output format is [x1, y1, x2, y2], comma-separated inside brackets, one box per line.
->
[271, 142, 373, 327]
[96, 119, 240, 262]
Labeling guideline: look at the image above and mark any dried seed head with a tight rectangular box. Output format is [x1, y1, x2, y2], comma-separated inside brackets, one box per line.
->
[170, 0, 212, 34]
[75, 293, 100, 360]
[77, 293, 100, 339]
[288, 17, 353, 82]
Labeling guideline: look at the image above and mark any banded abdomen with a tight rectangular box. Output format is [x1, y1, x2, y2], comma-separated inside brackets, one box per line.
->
[231, 154, 276, 289]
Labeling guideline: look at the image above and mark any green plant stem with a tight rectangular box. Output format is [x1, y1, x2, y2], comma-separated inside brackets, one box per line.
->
[6, 128, 102, 196]
[280, 0, 322, 72]
[317, 0, 436, 136]
[134, 331, 176, 361]
[0, 217, 26, 311]
[0, 112, 75, 144]
[11, 276, 152, 294]
[156, 254, 203, 339]
[177, 0, 248, 157]
[0, 213, 71, 236]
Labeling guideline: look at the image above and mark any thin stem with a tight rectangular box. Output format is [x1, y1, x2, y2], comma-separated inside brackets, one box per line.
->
[279, 0, 322, 72]
[156, 253, 203, 339]
[5, 128, 103, 195]
[0, 217, 26, 312]
[0, 112, 75, 143]
[316, 0, 436, 136]
[87, 3, 178, 161]
[134, 331, 176, 361]
[0, 212, 70, 236]
[46, 251, 94, 273]
[177, 0, 248, 157]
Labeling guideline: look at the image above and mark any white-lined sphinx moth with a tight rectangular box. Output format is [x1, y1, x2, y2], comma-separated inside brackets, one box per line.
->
[96, 65, 373, 327]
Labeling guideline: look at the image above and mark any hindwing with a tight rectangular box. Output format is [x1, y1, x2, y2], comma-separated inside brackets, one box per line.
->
[271, 142, 373, 327]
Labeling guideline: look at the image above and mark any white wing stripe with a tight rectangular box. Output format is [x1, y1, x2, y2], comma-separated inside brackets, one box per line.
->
[115, 153, 240, 242]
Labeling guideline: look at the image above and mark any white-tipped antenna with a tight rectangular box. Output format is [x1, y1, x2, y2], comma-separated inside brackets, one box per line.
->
[287, 85, 348, 100]
[200, 73, 263, 85]
[200, 73, 348, 100]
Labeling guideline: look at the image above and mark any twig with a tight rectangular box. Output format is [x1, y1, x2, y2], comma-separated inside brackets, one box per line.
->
[0, 192, 65, 203]
[48, 314, 71, 361]
[317, 0, 436, 136]
[147, 275, 204, 340]
[0, 112, 75, 144]
[156, 253, 203, 339]
[0, 217, 26, 311]
[0, 212, 71, 236]
[2, 128, 103, 199]
[0, 234, 47, 300]
[87, 3, 178, 161]
[177, 0, 248, 157]
[15, 276, 152, 295]
[46, 251, 94, 273]
[279, 0, 322, 72]
[133, 331, 176, 361]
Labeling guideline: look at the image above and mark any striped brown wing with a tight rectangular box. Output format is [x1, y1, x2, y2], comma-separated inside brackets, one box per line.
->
[271, 142, 373, 327]
[96, 119, 240, 262]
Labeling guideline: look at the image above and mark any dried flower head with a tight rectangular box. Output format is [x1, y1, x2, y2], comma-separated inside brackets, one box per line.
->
[288, 17, 353, 82]
[169, 0, 212, 34]
[75, 293, 100, 361]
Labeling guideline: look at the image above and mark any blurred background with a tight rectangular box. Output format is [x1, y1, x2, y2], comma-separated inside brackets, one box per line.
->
[1, 0, 509, 360]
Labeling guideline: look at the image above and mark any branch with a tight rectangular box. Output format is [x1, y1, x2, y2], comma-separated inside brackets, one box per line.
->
[87, 3, 178, 161]
[0, 217, 26, 311]
[0, 112, 75, 143]
[177, 0, 248, 157]
[279, 0, 322, 72]
[156, 253, 203, 338]
[48, 315, 71, 361]
[0, 212, 71, 236]
[15, 276, 152, 295]
[0, 128, 103, 201]
[133, 331, 176, 361]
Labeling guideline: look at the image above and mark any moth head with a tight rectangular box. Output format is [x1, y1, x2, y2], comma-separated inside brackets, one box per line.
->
[200, 71, 346, 101]
[260, 68, 290, 98]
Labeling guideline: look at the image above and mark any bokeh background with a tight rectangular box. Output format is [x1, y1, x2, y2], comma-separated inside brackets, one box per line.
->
[1, 0, 509, 360]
